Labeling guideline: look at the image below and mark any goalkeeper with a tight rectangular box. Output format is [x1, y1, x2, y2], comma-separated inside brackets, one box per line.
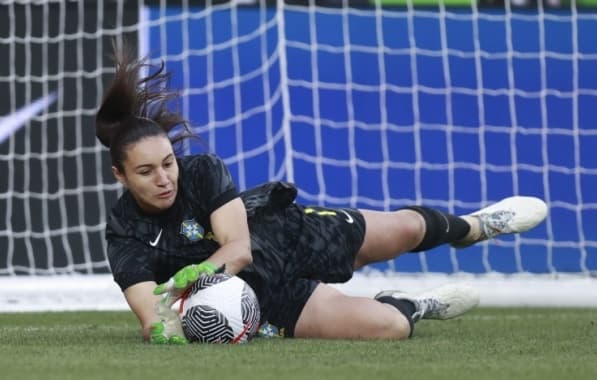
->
[96, 46, 548, 344]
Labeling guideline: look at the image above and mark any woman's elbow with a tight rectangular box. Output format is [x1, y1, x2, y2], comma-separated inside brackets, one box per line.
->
[239, 240, 253, 267]
[218, 238, 252, 274]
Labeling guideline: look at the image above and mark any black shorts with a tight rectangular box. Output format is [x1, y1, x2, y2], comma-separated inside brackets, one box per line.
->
[238, 203, 366, 337]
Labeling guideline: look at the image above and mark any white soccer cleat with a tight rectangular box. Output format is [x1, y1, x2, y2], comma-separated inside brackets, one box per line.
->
[375, 283, 480, 322]
[453, 196, 548, 248]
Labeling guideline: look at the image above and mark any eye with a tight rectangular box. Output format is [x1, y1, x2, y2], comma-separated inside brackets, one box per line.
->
[164, 160, 173, 168]
[138, 170, 151, 176]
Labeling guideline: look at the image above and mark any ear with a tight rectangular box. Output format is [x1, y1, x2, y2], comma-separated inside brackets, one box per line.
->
[112, 166, 127, 187]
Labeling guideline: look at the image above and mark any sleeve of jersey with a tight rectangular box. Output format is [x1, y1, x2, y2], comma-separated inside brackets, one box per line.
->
[107, 236, 156, 292]
[192, 153, 239, 216]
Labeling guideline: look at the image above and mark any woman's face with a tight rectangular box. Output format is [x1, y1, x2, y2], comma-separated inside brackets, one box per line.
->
[113, 135, 179, 214]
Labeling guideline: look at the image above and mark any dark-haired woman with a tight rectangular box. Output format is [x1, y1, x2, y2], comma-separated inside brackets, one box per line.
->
[96, 48, 548, 343]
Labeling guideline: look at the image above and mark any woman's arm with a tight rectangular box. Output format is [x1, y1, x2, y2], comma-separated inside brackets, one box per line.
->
[124, 281, 187, 343]
[123, 281, 162, 341]
[206, 197, 253, 275]
[148, 197, 253, 342]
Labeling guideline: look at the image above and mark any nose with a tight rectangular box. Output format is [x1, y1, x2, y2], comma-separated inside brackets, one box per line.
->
[155, 168, 169, 186]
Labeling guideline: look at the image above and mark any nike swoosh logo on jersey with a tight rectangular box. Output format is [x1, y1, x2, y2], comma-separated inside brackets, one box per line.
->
[149, 229, 163, 247]
[339, 209, 354, 224]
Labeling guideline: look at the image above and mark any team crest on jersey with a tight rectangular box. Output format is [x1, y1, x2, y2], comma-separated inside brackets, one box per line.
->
[180, 219, 204, 241]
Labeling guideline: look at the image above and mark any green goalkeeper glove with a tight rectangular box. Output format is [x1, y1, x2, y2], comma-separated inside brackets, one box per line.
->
[153, 261, 219, 306]
[149, 321, 188, 345]
[149, 299, 188, 345]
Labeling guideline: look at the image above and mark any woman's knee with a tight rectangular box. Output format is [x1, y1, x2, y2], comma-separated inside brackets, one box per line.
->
[355, 209, 426, 268]
[394, 209, 426, 247]
[377, 308, 412, 340]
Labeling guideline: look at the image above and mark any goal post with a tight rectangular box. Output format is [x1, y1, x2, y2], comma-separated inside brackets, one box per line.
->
[1, 0, 597, 311]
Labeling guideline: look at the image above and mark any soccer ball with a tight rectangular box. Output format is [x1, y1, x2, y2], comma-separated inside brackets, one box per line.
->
[179, 273, 260, 344]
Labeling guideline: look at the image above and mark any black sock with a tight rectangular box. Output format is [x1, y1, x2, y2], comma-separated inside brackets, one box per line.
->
[376, 296, 416, 338]
[404, 206, 471, 252]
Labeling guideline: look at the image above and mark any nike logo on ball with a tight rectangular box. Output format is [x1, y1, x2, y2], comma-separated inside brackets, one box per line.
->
[149, 229, 163, 247]
[339, 209, 354, 224]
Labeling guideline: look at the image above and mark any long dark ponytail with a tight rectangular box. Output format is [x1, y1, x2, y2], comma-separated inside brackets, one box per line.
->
[95, 42, 194, 172]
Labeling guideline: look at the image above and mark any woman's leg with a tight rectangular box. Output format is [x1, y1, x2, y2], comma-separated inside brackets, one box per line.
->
[293, 283, 412, 340]
[354, 208, 477, 269]
[354, 196, 548, 269]
[293, 282, 480, 339]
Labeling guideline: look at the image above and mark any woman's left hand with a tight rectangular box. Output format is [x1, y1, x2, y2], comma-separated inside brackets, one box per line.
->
[153, 261, 221, 306]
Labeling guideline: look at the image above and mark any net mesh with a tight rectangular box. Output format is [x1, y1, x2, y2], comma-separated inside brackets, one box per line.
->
[1, 1, 596, 283]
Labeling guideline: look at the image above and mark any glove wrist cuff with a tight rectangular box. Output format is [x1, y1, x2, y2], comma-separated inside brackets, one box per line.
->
[199, 261, 218, 274]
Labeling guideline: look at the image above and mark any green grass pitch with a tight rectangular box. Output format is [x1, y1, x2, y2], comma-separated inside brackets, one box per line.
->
[1, 308, 596, 380]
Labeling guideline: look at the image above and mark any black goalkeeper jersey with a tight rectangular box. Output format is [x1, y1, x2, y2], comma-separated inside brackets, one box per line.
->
[106, 153, 366, 335]
[106, 153, 297, 291]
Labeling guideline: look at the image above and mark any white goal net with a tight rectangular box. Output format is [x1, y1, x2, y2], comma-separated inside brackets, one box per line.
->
[1, 0, 597, 311]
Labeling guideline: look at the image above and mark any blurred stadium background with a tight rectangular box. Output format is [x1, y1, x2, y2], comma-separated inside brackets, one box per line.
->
[1, 0, 596, 311]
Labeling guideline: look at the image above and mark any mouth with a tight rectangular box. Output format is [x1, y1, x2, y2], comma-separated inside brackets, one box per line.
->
[157, 190, 174, 199]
